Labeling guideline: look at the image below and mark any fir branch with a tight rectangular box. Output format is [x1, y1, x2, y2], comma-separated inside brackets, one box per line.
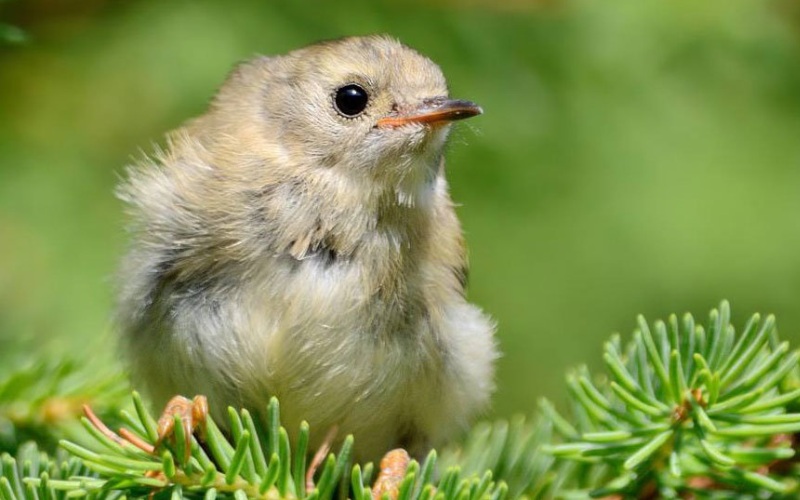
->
[0, 361, 127, 455]
[0, 441, 108, 500]
[440, 416, 553, 498]
[543, 301, 800, 497]
[15, 394, 509, 500]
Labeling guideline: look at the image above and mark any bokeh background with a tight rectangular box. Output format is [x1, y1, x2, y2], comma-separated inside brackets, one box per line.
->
[2, 0, 800, 418]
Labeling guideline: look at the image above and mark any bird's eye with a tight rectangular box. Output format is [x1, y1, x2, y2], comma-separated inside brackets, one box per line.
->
[334, 84, 369, 117]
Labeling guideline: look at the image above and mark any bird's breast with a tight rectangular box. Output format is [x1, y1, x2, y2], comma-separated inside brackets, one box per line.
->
[230, 225, 445, 432]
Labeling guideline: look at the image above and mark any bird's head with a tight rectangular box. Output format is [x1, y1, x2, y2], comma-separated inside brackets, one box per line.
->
[206, 35, 481, 203]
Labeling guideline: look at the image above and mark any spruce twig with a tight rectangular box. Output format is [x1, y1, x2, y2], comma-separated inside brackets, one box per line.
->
[0, 360, 127, 455]
[4, 394, 508, 500]
[543, 301, 800, 497]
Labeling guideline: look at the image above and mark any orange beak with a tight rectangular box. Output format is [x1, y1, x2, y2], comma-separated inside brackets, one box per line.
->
[377, 99, 483, 128]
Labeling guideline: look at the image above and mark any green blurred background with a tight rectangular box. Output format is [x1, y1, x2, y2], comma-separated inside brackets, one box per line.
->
[2, 0, 800, 417]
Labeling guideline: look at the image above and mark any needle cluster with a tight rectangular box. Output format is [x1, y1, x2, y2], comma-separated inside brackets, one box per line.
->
[541, 301, 800, 498]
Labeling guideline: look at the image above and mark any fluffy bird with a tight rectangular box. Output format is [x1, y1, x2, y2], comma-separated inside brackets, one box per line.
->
[117, 35, 497, 461]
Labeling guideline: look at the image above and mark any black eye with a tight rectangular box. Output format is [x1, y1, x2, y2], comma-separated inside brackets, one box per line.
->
[334, 84, 369, 117]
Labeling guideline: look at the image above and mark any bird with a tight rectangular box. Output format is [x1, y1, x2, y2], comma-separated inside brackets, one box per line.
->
[116, 34, 497, 463]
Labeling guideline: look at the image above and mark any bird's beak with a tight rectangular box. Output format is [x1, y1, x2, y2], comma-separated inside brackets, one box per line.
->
[377, 99, 483, 128]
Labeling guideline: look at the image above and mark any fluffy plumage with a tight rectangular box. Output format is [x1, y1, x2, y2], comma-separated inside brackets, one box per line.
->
[117, 35, 497, 461]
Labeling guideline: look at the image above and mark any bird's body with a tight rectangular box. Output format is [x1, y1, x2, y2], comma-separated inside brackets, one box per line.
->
[117, 35, 496, 461]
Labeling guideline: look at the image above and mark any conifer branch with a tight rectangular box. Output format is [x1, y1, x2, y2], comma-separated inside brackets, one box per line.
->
[3, 395, 508, 500]
[543, 301, 800, 497]
[0, 361, 127, 455]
